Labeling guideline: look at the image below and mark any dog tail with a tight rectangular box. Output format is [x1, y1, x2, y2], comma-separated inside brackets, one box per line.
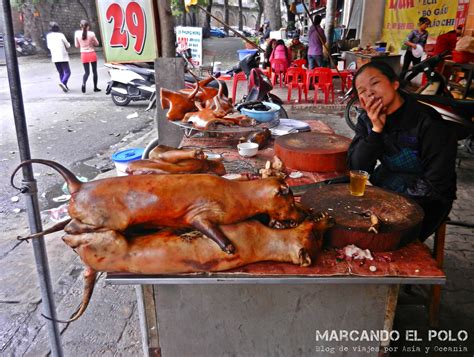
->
[11, 159, 83, 194]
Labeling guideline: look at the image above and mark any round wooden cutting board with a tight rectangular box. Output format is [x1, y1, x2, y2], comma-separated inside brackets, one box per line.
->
[301, 184, 424, 251]
[274, 132, 351, 172]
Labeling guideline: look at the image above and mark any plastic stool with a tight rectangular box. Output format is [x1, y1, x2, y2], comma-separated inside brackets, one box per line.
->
[231, 72, 247, 104]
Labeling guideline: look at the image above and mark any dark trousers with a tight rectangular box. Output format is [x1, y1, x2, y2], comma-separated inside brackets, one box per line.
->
[417, 199, 453, 241]
[54, 61, 71, 86]
[399, 198, 453, 245]
[83, 61, 98, 89]
[308, 55, 324, 69]
[401, 50, 421, 80]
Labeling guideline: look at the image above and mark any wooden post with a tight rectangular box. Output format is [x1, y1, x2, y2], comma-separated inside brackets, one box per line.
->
[154, 58, 185, 147]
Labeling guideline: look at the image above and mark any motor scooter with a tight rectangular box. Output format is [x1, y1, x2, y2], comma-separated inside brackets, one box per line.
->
[343, 51, 474, 140]
[15, 33, 37, 56]
[105, 62, 156, 107]
[106, 49, 229, 110]
[231, 51, 288, 118]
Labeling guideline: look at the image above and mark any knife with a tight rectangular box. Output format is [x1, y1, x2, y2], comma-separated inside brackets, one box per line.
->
[290, 175, 349, 196]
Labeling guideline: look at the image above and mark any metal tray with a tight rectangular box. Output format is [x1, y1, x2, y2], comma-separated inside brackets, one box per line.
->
[171, 118, 280, 137]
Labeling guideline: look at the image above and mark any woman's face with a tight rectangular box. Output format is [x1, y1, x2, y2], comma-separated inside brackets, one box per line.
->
[355, 67, 401, 114]
[419, 22, 430, 31]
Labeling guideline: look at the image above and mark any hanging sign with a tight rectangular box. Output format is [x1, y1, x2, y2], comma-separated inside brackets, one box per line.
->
[176, 26, 203, 67]
[97, 0, 158, 62]
[381, 0, 466, 54]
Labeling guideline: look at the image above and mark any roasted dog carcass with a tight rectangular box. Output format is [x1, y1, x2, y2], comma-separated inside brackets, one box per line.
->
[32, 214, 332, 322]
[126, 145, 226, 176]
[160, 86, 198, 121]
[12, 160, 303, 254]
[65, 215, 333, 275]
[160, 75, 256, 130]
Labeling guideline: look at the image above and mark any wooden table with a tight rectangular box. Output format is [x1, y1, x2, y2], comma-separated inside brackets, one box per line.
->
[179, 119, 348, 186]
[105, 121, 444, 356]
[107, 242, 444, 356]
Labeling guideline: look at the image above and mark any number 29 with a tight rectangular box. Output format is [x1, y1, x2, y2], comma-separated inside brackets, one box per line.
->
[106, 2, 147, 55]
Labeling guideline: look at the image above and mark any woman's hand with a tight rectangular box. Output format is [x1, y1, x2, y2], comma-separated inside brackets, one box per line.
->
[359, 94, 387, 133]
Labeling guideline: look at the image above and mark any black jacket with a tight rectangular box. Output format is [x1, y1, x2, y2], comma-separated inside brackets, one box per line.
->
[347, 92, 457, 203]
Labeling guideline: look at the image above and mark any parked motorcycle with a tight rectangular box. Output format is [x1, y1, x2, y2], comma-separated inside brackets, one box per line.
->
[15, 33, 37, 56]
[105, 61, 228, 110]
[105, 62, 156, 106]
[231, 51, 288, 118]
[343, 51, 474, 140]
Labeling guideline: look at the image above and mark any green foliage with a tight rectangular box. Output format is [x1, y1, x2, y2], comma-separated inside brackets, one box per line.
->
[243, 35, 260, 46]
[10, 0, 59, 10]
[171, 0, 210, 16]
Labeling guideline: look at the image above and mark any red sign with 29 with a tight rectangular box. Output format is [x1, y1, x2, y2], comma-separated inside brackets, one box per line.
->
[97, 0, 157, 62]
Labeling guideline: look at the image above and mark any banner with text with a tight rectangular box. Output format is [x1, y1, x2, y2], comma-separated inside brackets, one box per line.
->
[381, 0, 468, 54]
[96, 0, 158, 62]
[176, 26, 203, 67]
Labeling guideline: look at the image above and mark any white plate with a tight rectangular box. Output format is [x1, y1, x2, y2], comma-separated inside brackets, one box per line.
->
[412, 44, 424, 58]
[279, 119, 311, 131]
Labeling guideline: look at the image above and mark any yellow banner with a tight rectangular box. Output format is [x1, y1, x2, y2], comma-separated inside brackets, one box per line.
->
[382, 0, 459, 53]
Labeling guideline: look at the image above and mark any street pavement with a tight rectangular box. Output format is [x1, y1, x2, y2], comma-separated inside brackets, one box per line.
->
[1, 36, 473, 356]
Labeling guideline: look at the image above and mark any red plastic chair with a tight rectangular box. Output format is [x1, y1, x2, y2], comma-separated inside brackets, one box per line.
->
[270, 59, 287, 88]
[291, 59, 307, 68]
[306, 67, 323, 93]
[313, 68, 335, 104]
[332, 69, 353, 91]
[286, 67, 307, 103]
[231, 71, 247, 104]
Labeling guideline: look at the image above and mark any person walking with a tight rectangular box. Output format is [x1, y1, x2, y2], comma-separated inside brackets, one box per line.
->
[75, 20, 100, 93]
[401, 16, 431, 80]
[46, 22, 71, 93]
[307, 15, 326, 69]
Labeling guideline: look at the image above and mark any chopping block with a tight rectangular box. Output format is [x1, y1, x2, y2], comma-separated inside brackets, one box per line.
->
[301, 184, 424, 251]
[274, 132, 351, 172]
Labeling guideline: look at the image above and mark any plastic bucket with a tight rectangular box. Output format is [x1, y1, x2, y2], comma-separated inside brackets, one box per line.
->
[237, 49, 258, 61]
[111, 147, 144, 176]
[213, 61, 222, 73]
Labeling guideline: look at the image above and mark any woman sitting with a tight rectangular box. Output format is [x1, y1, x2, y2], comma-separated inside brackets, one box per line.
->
[269, 39, 290, 71]
[347, 61, 458, 243]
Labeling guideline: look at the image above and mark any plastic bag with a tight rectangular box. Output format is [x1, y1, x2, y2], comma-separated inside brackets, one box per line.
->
[455, 36, 474, 53]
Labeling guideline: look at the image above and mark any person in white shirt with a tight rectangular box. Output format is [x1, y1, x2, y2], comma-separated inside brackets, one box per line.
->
[46, 22, 71, 92]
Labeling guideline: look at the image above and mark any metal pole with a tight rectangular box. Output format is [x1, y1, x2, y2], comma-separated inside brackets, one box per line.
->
[1, 1, 63, 356]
